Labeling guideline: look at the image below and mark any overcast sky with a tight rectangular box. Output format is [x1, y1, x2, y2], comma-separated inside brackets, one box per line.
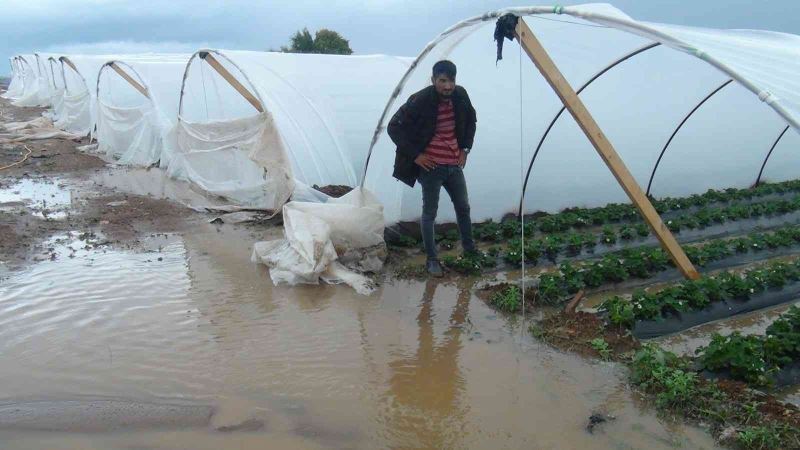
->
[2, 0, 798, 76]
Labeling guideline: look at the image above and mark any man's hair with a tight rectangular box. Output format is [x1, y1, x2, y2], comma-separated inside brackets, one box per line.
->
[432, 60, 457, 79]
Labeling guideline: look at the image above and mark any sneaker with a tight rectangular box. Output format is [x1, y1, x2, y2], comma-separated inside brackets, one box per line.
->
[426, 259, 444, 278]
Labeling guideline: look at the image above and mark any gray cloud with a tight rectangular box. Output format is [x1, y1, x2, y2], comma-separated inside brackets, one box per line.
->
[3, 0, 799, 75]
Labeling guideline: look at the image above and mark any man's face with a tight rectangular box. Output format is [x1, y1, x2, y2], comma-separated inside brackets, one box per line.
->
[432, 74, 455, 97]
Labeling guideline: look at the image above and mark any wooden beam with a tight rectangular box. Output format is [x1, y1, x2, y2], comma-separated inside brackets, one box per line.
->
[60, 57, 79, 75]
[199, 52, 264, 113]
[109, 62, 150, 99]
[514, 18, 699, 280]
[48, 60, 57, 89]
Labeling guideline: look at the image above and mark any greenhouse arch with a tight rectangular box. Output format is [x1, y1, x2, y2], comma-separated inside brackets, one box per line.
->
[519, 41, 661, 211]
[756, 125, 792, 186]
[362, 4, 800, 228]
[645, 79, 734, 196]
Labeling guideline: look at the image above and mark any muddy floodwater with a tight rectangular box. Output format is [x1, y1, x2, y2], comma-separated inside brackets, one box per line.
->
[0, 225, 721, 449]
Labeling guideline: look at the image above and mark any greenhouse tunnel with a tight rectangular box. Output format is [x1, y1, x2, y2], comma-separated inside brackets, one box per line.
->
[362, 4, 800, 226]
[176, 49, 411, 209]
[95, 55, 189, 167]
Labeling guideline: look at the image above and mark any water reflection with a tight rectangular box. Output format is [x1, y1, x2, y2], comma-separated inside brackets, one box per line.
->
[383, 280, 470, 448]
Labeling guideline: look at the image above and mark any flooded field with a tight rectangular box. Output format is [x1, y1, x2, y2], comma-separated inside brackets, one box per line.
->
[0, 97, 758, 449]
[0, 222, 721, 449]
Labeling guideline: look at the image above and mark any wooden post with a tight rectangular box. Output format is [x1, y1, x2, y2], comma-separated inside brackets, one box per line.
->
[198, 52, 264, 113]
[109, 62, 150, 99]
[48, 59, 58, 89]
[60, 57, 79, 76]
[514, 18, 699, 280]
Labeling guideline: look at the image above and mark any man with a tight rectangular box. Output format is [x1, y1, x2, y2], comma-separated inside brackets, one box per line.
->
[388, 60, 478, 277]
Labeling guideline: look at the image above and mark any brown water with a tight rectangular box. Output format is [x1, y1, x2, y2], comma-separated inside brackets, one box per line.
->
[0, 222, 721, 449]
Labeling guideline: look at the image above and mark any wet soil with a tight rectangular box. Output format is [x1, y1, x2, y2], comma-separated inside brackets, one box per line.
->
[312, 184, 352, 198]
[716, 379, 800, 428]
[533, 312, 640, 361]
[0, 99, 198, 271]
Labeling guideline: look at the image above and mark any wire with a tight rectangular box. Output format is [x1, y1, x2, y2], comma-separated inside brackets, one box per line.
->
[519, 42, 526, 322]
[528, 15, 610, 29]
[0, 144, 32, 171]
[200, 62, 210, 121]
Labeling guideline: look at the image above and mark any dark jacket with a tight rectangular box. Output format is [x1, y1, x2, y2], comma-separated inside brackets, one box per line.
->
[387, 85, 477, 187]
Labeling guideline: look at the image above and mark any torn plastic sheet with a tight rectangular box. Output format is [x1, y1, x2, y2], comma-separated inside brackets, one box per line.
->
[0, 117, 81, 144]
[251, 188, 385, 295]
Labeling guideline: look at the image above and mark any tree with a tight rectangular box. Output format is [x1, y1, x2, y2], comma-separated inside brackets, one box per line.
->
[312, 29, 353, 55]
[280, 28, 353, 55]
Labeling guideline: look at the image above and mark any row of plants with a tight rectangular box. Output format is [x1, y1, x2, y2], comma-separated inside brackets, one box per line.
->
[441, 221, 800, 287]
[629, 344, 799, 449]
[525, 225, 800, 304]
[499, 194, 800, 266]
[471, 179, 800, 240]
[600, 259, 800, 328]
[694, 306, 800, 386]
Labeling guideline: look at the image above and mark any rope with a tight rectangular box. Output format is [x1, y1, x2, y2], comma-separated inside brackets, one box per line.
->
[0, 144, 32, 171]
[519, 43, 526, 320]
[200, 62, 210, 120]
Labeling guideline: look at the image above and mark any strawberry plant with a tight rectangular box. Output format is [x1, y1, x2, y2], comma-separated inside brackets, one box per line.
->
[696, 333, 770, 385]
[601, 260, 800, 328]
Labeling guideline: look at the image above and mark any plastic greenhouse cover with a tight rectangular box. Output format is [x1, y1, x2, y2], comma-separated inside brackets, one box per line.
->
[95, 54, 191, 166]
[175, 50, 412, 209]
[362, 3, 800, 225]
[13, 54, 47, 107]
[2, 58, 24, 99]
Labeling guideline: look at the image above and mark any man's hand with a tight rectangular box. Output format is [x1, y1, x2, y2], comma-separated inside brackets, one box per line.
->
[414, 154, 437, 171]
[458, 149, 468, 168]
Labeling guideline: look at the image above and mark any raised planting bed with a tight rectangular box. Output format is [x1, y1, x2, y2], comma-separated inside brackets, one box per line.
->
[473, 178, 800, 241]
[628, 344, 800, 450]
[529, 311, 639, 361]
[694, 306, 800, 387]
[503, 196, 800, 266]
[599, 260, 800, 339]
[398, 211, 800, 281]
[504, 224, 800, 305]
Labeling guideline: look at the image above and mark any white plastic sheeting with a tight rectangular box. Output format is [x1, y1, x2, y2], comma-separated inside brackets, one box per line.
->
[363, 3, 800, 225]
[95, 55, 189, 166]
[173, 50, 411, 209]
[251, 188, 386, 295]
[56, 55, 116, 136]
[12, 55, 48, 107]
[3, 58, 24, 99]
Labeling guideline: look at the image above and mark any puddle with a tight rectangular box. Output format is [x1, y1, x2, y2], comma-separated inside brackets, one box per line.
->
[777, 384, 800, 407]
[0, 177, 72, 219]
[0, 227, 721, 449]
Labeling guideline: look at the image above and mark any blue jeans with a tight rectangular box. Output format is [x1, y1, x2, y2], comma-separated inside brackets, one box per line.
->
[418, 165, 475, 259]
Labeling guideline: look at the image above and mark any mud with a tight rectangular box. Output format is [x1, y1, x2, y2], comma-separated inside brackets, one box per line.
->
[533, 312, 640, 361]
[312, 184, 353, 198]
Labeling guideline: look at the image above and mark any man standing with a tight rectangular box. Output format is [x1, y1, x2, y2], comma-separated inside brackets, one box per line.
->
[388, 60, 477, 277]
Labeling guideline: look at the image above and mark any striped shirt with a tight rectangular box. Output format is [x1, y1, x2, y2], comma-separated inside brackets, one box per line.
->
[423, 98, 460, 165]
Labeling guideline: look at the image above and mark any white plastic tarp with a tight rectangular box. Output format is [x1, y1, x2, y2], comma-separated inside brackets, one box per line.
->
[95, 55, 190, 166]
[56, 54, 119, 136]
[172, 51, 411, 210]
[12, 55, 47, 107]
[363, 3, 800, 225]
[251, 187, 386, 295]
[3, 58, 24, 99]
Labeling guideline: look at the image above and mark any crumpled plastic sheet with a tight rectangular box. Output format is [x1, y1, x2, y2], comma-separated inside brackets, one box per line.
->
[0, 117, 81, 144]
[251, 187, 386, 296]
